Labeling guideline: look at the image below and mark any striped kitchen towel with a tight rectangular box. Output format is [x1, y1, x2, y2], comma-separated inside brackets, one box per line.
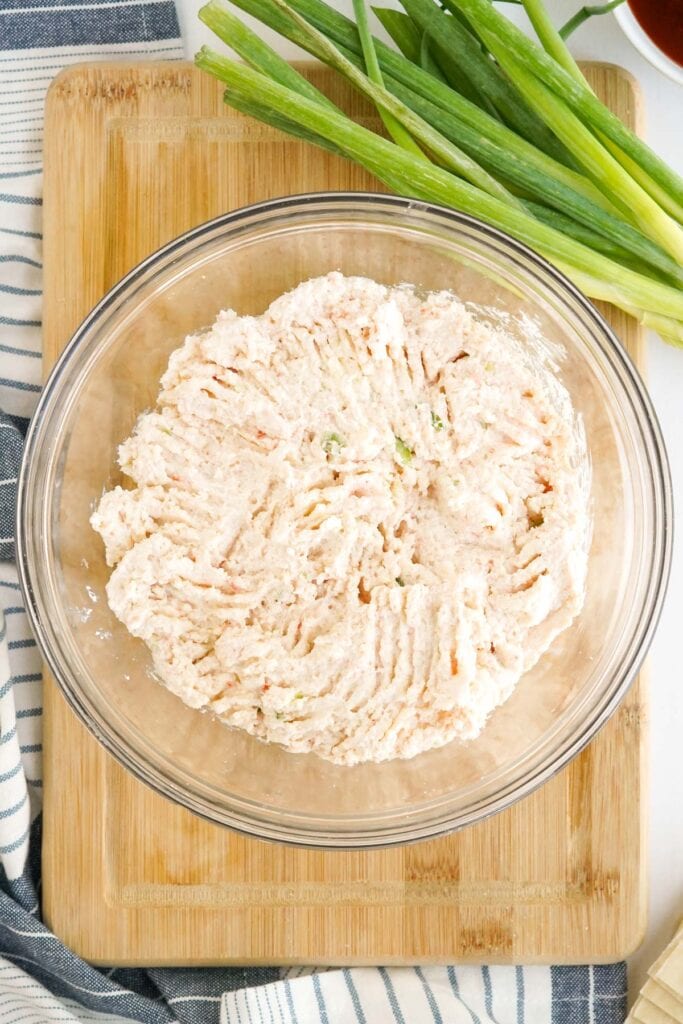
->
[223, 964, 630, 1023]
[0, 0, 629, 1020]
[0, 0, 185, 880]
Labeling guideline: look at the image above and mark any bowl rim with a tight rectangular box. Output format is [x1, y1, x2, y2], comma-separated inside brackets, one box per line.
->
[17, 191, 674, 848]
[614, 3, 683, 84]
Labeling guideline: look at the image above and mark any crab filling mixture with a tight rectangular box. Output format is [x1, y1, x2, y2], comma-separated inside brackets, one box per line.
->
[92, 272, 590, 765]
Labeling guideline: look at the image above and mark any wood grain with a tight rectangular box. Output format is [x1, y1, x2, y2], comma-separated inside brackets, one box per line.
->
[42, 61, 646, 966]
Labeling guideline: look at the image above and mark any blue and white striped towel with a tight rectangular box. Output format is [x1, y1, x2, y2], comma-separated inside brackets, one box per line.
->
[0, 0, 629, 1020]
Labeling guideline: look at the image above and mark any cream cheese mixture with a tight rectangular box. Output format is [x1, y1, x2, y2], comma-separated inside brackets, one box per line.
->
[91, 273, 590, 765]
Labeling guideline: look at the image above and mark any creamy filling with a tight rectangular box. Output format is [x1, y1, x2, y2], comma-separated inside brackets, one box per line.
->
[91, 272, 590, 765]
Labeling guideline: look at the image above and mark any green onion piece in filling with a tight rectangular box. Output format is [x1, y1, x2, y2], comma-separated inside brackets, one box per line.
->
[322, 431, 347, 453]
[395, 436, 414, 463]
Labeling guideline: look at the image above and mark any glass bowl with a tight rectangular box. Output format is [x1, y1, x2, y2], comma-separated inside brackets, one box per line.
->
[17, 193, 672, 848]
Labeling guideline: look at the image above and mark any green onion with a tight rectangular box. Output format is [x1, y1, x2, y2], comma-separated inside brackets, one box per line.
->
[395, 576, 406, 586]
[226, 0, 620, 217]
[618, 309, 683, 348]
[200, 14, 680, 284]
[196, 48, 345, 157]
[352, 0, 424, 156]
[269, 0, 520, 204]
[419, 34, 448, 84]
[523, 201, 677, 282]
[489, 49, 683, 262]
[199, 0, 337, 109]
[395, 436, 414, 463]
[195, 0, 683, 345]
[442, 0, 683, 211]
[522, 0, 585, 70]
[559, 0, 626, 39]
[401, 0, 572, 163]
[196, 53, 683, 323]
[384, 75, 683, 283]
[375, 4, 499, 114]
[322, 431, 347, 453]
[227, 0, 675, 280]
[372, 7, 421, 63]
[519, 0, 683, 225]
[431, 411, 445, 430]
[428, 38, 497, 114]
[378, 74, 618, 218]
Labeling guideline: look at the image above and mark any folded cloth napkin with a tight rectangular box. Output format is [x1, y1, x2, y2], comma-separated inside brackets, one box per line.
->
[221, 965, 630, 1024]
[0, 2, 629, 1021]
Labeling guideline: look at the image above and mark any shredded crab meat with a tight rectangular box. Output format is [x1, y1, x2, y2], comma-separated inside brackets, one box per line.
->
[91, 273, 590, 765]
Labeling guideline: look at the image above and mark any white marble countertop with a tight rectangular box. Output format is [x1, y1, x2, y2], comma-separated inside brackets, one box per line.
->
[179, 0, 682, 997]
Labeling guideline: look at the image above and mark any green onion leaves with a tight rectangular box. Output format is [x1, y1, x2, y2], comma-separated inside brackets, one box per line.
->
[395, 436, 415, 464]
[196, 0, 683, 347]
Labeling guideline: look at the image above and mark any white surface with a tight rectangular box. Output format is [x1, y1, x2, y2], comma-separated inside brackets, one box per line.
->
[178, 0, 682, 999]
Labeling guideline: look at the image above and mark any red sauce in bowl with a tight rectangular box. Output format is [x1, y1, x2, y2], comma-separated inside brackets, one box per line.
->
[628, 0, 683, 67]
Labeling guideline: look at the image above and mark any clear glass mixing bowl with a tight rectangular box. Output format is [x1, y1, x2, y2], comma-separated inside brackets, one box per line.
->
[17, 194, 672, 848]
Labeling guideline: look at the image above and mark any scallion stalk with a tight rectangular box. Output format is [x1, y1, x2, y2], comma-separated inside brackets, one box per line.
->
[419, 34, 448, 83]
[199, 0, 337, 109]
[559, 0, 626, 39]
[442, 0, 683, 209]
[196, 0, 683, 347]
[489, 48, 683, 262]
[524, 200, 675, 281]
[374, 5, 501, 115]
[269, 0, 521, 205]
[371, 7, 421, 63]
[352, 0, 425, 156]
[196, 50, 683, 326]
[519, 0, 683, 225]
[227, 0, 617, 217]
[618, 309, 683, 347]
[400, 0, 572, 163]
[196, 50, 344, 155]
[385, 74, 683, 284]
[428, 36, 499, 115]
[522, 0, 584, 75]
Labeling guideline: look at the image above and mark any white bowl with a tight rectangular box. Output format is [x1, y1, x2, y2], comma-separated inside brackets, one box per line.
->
[614, 3, 683, 85]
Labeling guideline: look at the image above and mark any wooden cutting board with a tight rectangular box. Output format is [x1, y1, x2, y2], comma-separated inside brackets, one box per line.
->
[42, 61, 646, 966]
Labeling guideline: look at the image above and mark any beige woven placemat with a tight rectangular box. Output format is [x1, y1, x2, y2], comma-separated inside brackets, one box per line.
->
[628, 921, 683, 1024]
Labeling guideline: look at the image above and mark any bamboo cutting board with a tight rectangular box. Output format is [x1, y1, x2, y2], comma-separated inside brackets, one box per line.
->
[42, 61, 646, 966]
